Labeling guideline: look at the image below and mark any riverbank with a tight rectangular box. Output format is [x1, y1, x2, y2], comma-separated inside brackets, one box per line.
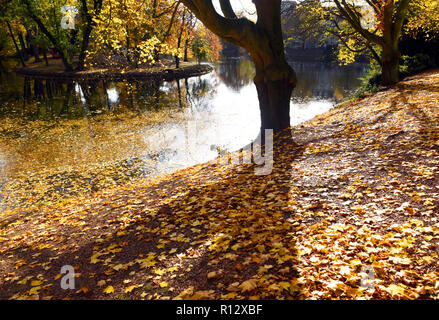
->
[0, 69, 438, 300]
[14, 60, 213, 81]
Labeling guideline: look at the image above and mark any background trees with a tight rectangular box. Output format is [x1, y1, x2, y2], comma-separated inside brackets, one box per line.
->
[283, 0, 328, 50]
[320, 0, 439, 86]
[322, 0, 411, 85]
[2, 0, 437, 88]
[1, 0, 222, 71]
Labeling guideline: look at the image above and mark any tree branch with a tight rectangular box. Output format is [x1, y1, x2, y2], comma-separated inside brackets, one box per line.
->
[219, 0, 237, 19]
[180, 0, 256, 49]
[334, 0, 384, 46]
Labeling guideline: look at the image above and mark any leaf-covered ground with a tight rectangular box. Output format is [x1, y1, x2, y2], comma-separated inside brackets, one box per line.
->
[0, 70, 438, 300]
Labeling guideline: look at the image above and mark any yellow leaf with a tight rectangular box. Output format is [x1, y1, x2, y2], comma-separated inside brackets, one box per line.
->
[207, 271, 222, 280]
[117, 230, 127, 237]
[90, 254, 101, 264]
[389, 256, 411, 265]
[239, 279, 258, 293]
[155, 269, 165, 276]
[31, 280, 43, 287]
[385, 284, 406, 297]
[159, 281, 168, 288]
[124, 285, 138, 293]
[97, 280, 106, 287]
[29, 286, 41, 295]
[103, 286, 114, 294]
[279, 281, 291, 291]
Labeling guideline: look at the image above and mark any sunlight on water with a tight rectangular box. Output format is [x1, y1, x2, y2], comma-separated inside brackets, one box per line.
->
[0, 58, 367, 208]
[140, 76, 262, 173]
[291, 100, 334, 126]
[107, 87, 120, 105]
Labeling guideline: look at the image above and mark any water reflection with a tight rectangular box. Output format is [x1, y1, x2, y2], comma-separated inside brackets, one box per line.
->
[217, 57, 255, 91]
[0, 58, 367, 208]
[0, 57, 368, 123]
[290, 61, 368, 102]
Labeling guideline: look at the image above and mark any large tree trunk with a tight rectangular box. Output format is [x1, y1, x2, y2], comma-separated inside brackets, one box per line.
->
[254, 62, 296, 132]
[249, 0, 297, 133]
[381, 45, 400, 86]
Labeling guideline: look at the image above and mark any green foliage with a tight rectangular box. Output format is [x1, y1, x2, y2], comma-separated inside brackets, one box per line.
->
[191, 34, 209, 63]
[0, 27, 9, 54]
[283, 0, 328, 49]
[400, 54, 435, 75]
[353, 52, 436, 99]
[352, 63, 381, 99]
[359, 62, 381, 87]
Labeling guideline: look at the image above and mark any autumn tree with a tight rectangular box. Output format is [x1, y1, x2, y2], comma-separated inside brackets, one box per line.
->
[323, 0, 410, 85]
[405, 0, 439, 37]
[89, 0, 183, 68]
[180, 0, 297, 132]
[16, 0, 76, 70]
[9, 0, 103, 71]
[283, 0, 328, 50]
[173, 8, 194, 67]
[77, 0, 103, 70]
[191, 32, 209, 64]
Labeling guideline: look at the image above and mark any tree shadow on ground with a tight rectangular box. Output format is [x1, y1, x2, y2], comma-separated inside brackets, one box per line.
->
[0, 132, 307, 300]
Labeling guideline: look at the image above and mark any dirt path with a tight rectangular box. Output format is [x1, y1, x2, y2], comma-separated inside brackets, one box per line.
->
[0, 70, 438, 300]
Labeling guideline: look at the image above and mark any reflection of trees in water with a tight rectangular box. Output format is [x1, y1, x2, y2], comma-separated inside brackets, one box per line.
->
[185, 75, 218, 112]
[290, 61, 368, 102]
[13, 78, 115, 119]
[217, 58, 255, 91]
[1, 74, 218, 120]
[215, 57, 367, 102]
[1, 60, 368, 121]
[22, 78, 67, 120]
[190, 77, 210, 96]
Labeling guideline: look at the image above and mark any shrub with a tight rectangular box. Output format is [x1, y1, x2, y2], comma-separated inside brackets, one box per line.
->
[400, 53, 435, 76]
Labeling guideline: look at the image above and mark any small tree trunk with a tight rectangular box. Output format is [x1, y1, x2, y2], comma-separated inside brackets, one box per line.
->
[6, 22, 26, 67]
[18, 33, 29, 61]
[43, 49, 49, 66]
[60, 53, 74, 71]
[184, 39, 189, 62]
[77, 26, 92, 70]
[175, 56, 180, 68]
[32, 45, 41, 63]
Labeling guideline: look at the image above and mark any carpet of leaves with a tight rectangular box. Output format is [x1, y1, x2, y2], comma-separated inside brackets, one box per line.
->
[0, 70, 438, 300]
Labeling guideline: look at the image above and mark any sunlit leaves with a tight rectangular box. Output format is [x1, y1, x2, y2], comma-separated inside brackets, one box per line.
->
[103, 285, 114, 294]
[1, 71, 439, 300]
